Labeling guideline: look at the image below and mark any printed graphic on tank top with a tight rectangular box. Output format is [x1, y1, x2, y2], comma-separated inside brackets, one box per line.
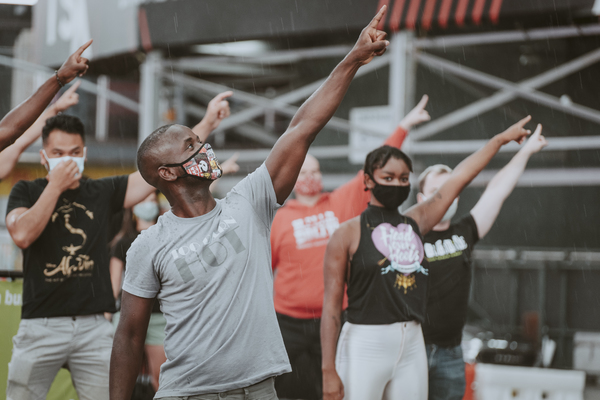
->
[347, 205, 429, 325]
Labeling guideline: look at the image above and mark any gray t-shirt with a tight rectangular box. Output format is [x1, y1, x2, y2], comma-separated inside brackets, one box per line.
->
[123, 164, 291, 398]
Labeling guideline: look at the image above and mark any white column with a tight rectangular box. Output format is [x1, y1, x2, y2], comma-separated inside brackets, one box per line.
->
[95, 75, 110, 142]
[388, 31, 416, 128]
[138, 51, 162, 147]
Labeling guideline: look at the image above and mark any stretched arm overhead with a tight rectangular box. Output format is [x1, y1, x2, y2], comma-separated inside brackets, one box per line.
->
[0, 40, 91, 151]
[405, 116, 533, 236]
[470, 124, 547, 238]
[265, 6, 389, 204]
[191, 91, 232, 143]
[0, 81, 81, 180]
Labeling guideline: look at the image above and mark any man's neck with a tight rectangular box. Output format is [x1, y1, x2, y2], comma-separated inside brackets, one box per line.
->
[432, 220, 451, 231]
[295, 192, 322, 207]
[166, 184, 217, 218]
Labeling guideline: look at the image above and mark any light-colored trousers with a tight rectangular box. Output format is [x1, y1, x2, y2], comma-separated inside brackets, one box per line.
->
[7, 314, 113, 400]
[336, 320, 428, 400]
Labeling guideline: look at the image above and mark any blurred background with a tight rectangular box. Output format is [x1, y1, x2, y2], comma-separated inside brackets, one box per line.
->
[1, 0, 600, 398]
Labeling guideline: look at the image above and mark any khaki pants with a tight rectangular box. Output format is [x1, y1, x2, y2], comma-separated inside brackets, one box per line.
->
[7, 314, 112, 400]
[160, 377, 278, 400]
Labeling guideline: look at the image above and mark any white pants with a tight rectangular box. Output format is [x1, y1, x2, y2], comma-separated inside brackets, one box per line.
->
[336, 321, 428, 400]
[7, 314, 113, 400]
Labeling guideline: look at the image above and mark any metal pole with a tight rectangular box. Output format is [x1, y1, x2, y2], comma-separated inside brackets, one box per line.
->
[95, 75, 110, 142]
[138, 51, 162, 147]
[389, 32, 414, 127]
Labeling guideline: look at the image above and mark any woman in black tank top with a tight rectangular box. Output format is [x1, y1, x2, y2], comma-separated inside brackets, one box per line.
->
[321, 119, 532, 400]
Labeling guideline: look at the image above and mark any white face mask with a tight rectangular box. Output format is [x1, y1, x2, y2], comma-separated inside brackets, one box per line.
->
[42, 148, 86, 175]
[421, 195, 458, 223]
[441, 197, 459, 222]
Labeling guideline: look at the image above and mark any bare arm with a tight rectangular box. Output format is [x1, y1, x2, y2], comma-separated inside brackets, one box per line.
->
[123, 172, 156, 209]
[6, 160, 81, 248]
[405, 116, 533, 236]
[471, 124, 547, 238]
[110, 291, 153, 400]
[0, 41, 91, 151]
[321, 220, 359, 400]
[266, 7, 389, 204]
[191, 91, 232, 143]
[110, 257, 125, 300]
[0, 81, 81, 180]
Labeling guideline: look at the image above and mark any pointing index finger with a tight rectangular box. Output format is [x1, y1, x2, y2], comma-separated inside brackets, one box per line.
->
[65, 80, 81, 94]
[214, 91, 233, 102]
[76, 39, 93, 57]
[417, 94, 429, 109]
[368, 5, 387, 29]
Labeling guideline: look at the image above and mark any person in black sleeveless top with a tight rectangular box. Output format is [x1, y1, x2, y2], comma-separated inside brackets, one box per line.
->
[321, 116, 534, 400]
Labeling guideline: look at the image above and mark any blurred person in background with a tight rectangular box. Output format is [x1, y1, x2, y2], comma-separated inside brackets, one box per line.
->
[110, 7, 391, 400]
[321, 117, 534, 400]
[0, 41, 91, 152]
[418, 123, 547, 400]
[271, 95, 430, 400]
[0, 81, 81, 180]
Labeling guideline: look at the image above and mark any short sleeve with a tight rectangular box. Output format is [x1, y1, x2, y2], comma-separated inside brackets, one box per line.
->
[96, 175, 129, 214]
[228, 163, 280, 225]
[111, 235, 133, 263]
[458, 213, 480, 246]
[6, 180, 33, 215]
[121, 230, 160, 299]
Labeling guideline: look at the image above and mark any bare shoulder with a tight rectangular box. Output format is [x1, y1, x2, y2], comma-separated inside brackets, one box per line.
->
[329, 216, 361, 258]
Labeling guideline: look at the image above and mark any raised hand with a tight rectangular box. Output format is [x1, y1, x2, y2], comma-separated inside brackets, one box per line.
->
[220, 152, 240, 175]
[348, 6, 389, 66]
[205, 91, 233, 131]
[498, 115, 532, 145]
[53, 80, 81, 112]
[57, 40, 92, 84]
[47, 159, 81, 192]
[399, 94, 431, 131]
[522, 124, 548, 154]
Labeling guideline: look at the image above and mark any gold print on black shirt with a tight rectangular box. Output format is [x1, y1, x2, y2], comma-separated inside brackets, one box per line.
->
[44, 200, 95, 281]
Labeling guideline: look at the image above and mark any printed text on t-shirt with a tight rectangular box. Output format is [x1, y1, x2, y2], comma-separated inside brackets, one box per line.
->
[292, 211, 340, 249]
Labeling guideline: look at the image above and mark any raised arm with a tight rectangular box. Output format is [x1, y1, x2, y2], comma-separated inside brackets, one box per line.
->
[191, 91, 232, 143]
[0, 40, 91, 151]
[321, 220, 358, 400]
[266, 7, 389, 204]
[0, 81, 81, 180]
[405, 116, 533, 236]
[110, 291, 154, 400]
[123, 172, 156, 209]
[470, 124, 547, 238]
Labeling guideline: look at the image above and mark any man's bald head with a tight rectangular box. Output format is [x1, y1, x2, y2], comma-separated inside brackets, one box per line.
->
[137, 124, 188, 187]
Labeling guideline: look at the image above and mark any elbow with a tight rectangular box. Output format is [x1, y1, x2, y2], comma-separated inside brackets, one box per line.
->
[11, 232, 32, 249]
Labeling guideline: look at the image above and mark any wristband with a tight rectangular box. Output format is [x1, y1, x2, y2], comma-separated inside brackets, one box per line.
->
[55, 70, 65, 88]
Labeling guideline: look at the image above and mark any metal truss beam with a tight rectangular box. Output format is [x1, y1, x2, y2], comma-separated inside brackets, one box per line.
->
[412, 47, 600, 140]
[415, 23, 600, 49]
[163, 54, 391, 141]
[0, 54, 139, 113]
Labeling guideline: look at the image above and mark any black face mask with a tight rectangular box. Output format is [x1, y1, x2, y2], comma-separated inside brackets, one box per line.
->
[371, 182, 411, 210]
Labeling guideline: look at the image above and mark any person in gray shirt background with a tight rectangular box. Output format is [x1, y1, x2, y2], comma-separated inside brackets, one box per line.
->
[109, 6, 390, 400]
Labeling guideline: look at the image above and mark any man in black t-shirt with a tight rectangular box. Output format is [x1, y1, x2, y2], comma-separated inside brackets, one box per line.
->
[4, 113, 156, 400]
[416, 124, 547, 400]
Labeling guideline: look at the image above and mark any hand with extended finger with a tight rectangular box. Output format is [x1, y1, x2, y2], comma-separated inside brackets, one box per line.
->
[221, 152, 240, 175]
[57, 39, 93, 85]
[53, 81, 81, 113]
[205, 91, 233, 131]
[322, 369, 345, 400]
[47, 159, 81, 192]
[348, 6, 390, 66]
[498, 115, 532, 145]
[522, 124, 548, 154]
[399, 95, 431, 131]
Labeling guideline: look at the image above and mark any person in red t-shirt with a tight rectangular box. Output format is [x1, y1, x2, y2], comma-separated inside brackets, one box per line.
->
[271, 95, 431, 399]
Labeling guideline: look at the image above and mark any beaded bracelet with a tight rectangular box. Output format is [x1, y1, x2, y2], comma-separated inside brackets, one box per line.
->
[55, 70, 65, 88]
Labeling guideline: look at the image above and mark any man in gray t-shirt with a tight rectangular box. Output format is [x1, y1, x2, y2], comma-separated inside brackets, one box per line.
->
[110, 7, 390, 399]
